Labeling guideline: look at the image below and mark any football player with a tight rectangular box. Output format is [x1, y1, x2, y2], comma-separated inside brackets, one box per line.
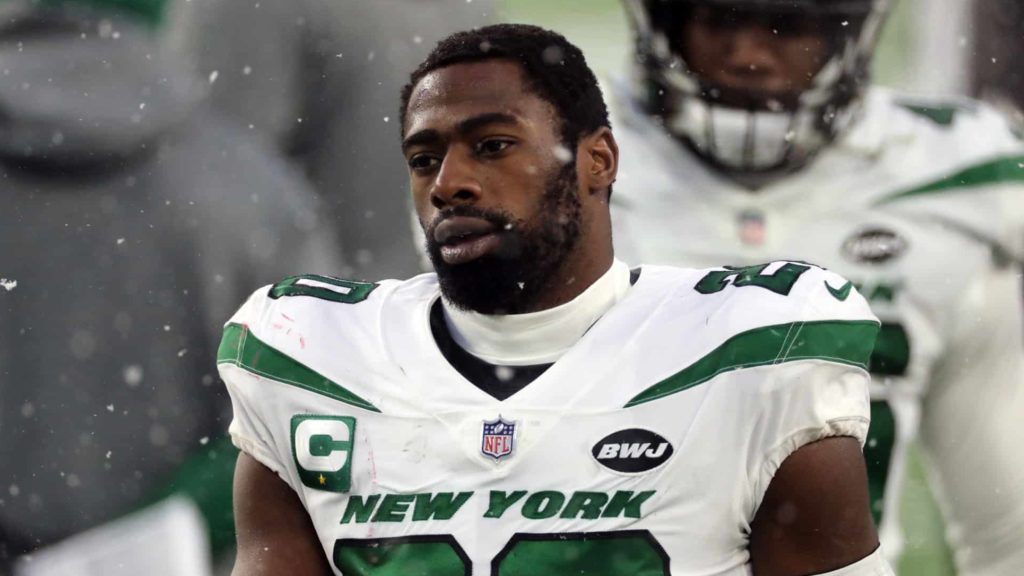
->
[611, 1, 1024, 573]
[220, 23, 893, 576]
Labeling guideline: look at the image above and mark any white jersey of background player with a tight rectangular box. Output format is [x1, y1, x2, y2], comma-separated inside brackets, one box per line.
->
[221, 24, 894, 576]
[612, 1, 1024, 574]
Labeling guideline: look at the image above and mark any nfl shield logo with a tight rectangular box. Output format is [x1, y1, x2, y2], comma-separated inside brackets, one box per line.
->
[481, 416, 516, 460]
[737, 209, 766, 246]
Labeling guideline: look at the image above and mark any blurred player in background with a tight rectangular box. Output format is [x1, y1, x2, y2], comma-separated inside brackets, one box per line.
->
[0, 0, 339, 573]
[172, 0, 496, 281]
[610, 0, 1024, 574]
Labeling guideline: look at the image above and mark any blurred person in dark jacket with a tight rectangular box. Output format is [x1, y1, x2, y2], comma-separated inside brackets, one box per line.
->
[972, 0, 1024, 119]
[0, 0, 340, 571]
[172, 0, 496, 280]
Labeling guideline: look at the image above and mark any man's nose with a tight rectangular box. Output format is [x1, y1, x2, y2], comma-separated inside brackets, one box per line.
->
[722, 24, 779, 76]
[430, 149, 482, 209]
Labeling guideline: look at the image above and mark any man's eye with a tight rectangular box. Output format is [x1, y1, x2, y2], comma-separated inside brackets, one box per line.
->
[408, 154, 440, 171]
[476, 139, 513, 156]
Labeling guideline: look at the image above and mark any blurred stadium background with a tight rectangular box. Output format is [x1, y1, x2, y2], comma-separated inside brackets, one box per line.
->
[497, 0, 958, 574]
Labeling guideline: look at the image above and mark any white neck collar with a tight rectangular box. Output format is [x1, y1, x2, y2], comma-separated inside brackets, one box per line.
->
[442, 260, 632, 366]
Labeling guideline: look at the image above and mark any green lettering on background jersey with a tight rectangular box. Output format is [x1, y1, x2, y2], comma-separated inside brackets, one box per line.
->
[868, 323, 911, 376]
[269, 274, 378, 304]
[863, 322, 910, 524]
[861, 282, 900, 304]
[865, 400, 897, 524]
[695, 262, 811, 296]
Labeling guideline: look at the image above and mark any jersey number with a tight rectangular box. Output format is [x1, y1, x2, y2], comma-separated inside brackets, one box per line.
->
[695, 263, 811, 296]
[333, 531, 670, 575]
[864, 322, 909, 524]
[269, 274, 377, 304]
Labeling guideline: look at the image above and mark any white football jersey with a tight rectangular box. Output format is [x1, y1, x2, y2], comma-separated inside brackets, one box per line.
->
[612, 85, 1024, 574]
[219, 264, 877, 576]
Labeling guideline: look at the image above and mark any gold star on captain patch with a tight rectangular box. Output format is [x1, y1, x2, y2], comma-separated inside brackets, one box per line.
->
[318, 474, 326, 486]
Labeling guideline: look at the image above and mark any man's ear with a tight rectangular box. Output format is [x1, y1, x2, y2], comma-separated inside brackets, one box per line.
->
[578, 127, 618, 197]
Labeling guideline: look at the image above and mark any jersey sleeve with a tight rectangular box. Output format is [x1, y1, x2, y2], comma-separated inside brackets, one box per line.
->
[880, 97, 1024, 263]
[920, 264, 1024, 575]
[216, 285, 292, 480]
[741, 265, 880, 514]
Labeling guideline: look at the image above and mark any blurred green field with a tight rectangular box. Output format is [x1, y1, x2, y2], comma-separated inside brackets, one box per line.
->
[497, 1, 957, 575]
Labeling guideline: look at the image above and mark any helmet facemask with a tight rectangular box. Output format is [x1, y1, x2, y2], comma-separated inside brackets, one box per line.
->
[623, 0, 892, 184]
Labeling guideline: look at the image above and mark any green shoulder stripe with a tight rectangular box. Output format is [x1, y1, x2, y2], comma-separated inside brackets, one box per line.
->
[877, 155, 1024, 204]
[624, 320, 879, 408]
[217, 323, 380, 412]
[899, 103, 960, 127]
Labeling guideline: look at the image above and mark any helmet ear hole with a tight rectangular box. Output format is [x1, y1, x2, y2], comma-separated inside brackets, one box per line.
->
[623, 0, 893, 178]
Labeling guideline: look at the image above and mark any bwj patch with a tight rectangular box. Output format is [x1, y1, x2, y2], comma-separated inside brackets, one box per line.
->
[481, 416, 516, 460]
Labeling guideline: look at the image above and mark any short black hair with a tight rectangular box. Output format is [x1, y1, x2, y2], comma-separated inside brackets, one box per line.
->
[400, 24, 610, 150]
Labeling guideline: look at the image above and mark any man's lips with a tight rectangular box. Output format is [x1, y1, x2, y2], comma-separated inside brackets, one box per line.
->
[433, 216, 502, 265]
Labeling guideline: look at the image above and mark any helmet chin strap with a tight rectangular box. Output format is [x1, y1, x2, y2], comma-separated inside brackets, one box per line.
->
[670, 96, 807, 173]
[714, 106, 792, 170]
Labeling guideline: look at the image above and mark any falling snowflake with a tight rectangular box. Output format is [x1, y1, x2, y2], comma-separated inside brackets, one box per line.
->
[123, 364, 144, 387]
[0, 278, 17, 291]
[494, 366, 515, 382]
[551, 145, 572, 163]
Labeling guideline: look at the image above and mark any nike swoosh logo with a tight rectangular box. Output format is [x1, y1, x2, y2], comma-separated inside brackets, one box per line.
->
[825, 280, 854, 301]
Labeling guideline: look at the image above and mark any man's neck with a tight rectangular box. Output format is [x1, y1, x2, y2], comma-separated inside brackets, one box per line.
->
[441, 260, 632, 366]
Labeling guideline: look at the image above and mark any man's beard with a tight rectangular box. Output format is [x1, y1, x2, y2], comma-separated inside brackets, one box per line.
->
[424, 164, 582, 315]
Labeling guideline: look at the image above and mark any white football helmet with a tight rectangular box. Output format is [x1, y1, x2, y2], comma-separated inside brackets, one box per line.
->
[622, 0, 893, 181]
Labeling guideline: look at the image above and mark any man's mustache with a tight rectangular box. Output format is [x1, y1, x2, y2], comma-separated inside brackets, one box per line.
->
[426, 206, 512, 237]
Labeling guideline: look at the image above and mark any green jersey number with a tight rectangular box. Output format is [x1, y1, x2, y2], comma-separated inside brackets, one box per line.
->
[333, 531, 670, 576]
[864, 322, 910, 525]
[269, 274, 377, 304]
[695, 262, 812, 296]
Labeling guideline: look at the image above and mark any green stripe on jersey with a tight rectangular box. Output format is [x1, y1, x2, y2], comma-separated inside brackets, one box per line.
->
[625, 320, 879, 408]
[217, 323, 380, 412]
[878, 154, 1024, 204]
